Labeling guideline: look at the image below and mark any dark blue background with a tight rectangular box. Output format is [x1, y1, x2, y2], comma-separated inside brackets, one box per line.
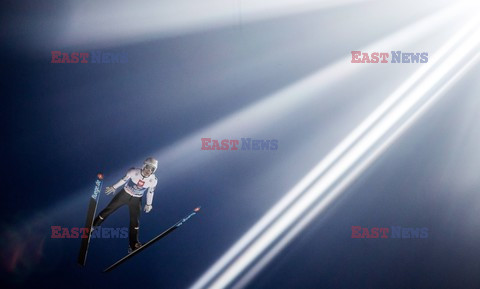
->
[2, 1, 480, 288]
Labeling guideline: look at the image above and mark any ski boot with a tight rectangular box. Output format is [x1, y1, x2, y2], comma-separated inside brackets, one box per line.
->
[128, 242, 142, 254]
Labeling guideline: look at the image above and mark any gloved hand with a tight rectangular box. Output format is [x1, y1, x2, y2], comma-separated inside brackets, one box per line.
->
[105, 186, 116, 195]
[144, 204, 153, 213]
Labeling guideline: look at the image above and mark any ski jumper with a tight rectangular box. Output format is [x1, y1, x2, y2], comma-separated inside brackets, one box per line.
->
[93, 168, 157, 249]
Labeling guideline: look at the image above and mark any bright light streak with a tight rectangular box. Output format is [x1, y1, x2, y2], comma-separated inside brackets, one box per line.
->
[234, 51, 480, 289]
[191, 9, 480, 289]
[157, 2, 465, 172]
[208, 29, 480, 289]
[62, 0, 369, 47]
[188, 4, 470, 288]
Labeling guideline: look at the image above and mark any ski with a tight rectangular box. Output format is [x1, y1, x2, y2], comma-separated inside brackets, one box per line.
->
[103, 206, 201, 273]
[77, 173, 104, 266]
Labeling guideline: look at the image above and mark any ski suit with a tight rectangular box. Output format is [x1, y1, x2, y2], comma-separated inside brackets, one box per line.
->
[93, 168, 157, 249]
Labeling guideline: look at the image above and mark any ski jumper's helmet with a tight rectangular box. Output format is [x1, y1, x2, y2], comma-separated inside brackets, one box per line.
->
[143, 157, 158, 173]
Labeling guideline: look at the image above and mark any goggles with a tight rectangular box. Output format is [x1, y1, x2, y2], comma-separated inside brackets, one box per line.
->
[143, 164, 156, 173]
